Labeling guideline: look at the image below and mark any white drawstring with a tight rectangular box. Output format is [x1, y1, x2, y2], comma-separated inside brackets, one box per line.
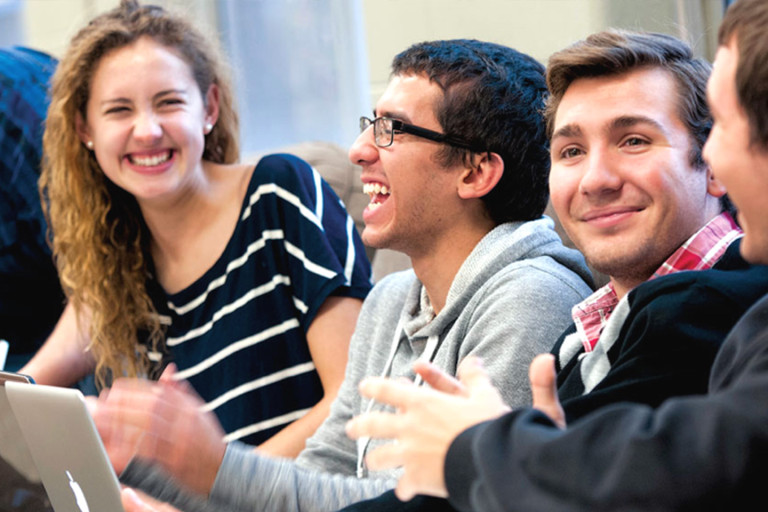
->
[355, 316, 441, 478]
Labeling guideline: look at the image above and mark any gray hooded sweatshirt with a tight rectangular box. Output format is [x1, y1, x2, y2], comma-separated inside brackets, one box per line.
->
[121, 217, 594, 512]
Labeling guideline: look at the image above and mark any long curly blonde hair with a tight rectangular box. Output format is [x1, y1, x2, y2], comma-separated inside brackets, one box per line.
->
[40, 0, 240, 388]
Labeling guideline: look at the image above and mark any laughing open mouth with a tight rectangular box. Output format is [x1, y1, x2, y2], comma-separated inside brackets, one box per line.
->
[363, 182, 390, 209]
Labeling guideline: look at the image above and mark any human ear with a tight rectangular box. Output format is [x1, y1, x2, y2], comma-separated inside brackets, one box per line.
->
[75, 112, 92, 147]
[203, 84, 220, 130]
[706, 166, 728, 198]
[457, 152, 504, 199]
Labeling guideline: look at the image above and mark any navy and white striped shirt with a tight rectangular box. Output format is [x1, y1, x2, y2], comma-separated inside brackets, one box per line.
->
[147, 154, 371, 445]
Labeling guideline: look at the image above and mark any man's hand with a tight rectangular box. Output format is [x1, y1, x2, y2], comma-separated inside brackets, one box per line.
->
[121, 488, 183, 512]
[529, 354, 566, 429]
[345, 356, 511, 501]
[91, 365, 226, 496]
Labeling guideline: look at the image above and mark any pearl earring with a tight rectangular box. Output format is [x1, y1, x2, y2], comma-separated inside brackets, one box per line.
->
[204, 122, 213, 134]
[86, 141, 94, 150]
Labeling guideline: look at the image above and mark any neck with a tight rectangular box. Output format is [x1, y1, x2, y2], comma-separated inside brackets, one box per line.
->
[410, 223, 494, 314]
[609, 276, 647, 300]
[140, 181, 214, 259]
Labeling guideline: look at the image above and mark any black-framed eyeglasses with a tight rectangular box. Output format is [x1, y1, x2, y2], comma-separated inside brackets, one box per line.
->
[359, 116, 482, 151]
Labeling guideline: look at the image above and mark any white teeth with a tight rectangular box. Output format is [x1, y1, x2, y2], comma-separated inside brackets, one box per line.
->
[363, 182, 390, 209]
[363, 182, 390, 196]
[132, 151, 171, 167]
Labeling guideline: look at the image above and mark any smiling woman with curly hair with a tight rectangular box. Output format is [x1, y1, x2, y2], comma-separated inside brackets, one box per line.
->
[23, 0, 371, 457]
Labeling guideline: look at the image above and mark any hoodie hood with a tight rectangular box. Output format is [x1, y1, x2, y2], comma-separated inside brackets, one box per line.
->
[401, 216, 593, 339]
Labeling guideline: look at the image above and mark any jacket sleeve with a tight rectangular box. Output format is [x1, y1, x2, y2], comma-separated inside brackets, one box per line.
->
[444, 297, 768, 512]
[210, 442, 396, 512]
[121, 442, 395, 512]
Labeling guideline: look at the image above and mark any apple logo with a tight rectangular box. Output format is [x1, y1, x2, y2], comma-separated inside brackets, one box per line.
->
[66, 470, 90, 512]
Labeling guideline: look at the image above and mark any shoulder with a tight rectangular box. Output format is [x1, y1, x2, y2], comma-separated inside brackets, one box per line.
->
[629, 263, 768, 314]
[481, 256, 593, 307]
[249, 153, 317, 190]
[712, 293, 768, 388]
[480, 219, 594, 295]
[613, 264, 768, 356]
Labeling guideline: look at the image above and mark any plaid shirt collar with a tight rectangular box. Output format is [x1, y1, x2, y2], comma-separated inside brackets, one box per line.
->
[572, 212, 742, 353]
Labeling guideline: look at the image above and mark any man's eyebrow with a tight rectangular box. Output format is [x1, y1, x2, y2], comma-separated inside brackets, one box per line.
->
[610, 115, 668, 135]
[376, 109, 412, 124]
[551, 123, 582, 141]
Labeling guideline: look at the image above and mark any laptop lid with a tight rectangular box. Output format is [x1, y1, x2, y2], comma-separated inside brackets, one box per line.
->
[4, 380, 123, 512]
[0, 340, 8, 370]
[0, 371, 51, 511]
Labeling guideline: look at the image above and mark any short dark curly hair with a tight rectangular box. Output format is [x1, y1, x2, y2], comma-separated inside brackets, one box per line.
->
[392, 39, 550, 224]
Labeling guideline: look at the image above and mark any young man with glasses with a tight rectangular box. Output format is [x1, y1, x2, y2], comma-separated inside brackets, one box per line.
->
[104, 39, 594, 512]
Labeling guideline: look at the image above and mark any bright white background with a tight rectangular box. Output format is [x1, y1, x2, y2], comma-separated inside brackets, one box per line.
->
[3, 0, 726, 156]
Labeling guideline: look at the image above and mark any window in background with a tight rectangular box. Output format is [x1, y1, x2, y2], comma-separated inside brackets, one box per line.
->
[216, 0, 370, 158]
[0, 0, 23, 46]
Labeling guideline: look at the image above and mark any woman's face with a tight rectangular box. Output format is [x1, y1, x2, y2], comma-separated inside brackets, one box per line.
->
[77, 36, 219, 206]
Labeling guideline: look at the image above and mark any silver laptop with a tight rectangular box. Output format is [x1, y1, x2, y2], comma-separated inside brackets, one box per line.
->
[0, 371, 51, 511]
[1, 377, 123, 512]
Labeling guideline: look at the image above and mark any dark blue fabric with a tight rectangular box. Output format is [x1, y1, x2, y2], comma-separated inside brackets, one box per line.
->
[147, 154, 371, 446]
[0, 47, 64, 366]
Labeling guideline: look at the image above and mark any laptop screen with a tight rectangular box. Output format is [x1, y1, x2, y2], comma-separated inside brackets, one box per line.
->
[0, 378, 53, 512]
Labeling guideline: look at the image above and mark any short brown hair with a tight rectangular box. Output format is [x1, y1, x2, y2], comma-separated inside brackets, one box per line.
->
[719, 0, 768, 150]
[545, 30, 711, 170]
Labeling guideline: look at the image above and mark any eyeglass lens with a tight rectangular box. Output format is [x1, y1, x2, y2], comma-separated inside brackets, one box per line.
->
[360, 117, 394, 147]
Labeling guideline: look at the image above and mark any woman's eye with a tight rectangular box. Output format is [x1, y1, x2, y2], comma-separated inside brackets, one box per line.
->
[159, 98, 183, 107]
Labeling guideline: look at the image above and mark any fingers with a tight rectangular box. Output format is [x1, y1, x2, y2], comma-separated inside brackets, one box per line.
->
[158, 363, 177, 384]
[529, 353, 556, 389]
[414, 361, 466, 396]
[529, 354, 566, 429]
[364, 440, 404, 471]
[93, 381, 173, 473]
[358, 376, 418, 409]
[456, 356, 492, 390]
[95, 405, 160, 474]
[122, 488, 154, 512]
[159, 365, 199, 399]
[395, 480, 418, 502]
[121, 488, 181, 512]
[83, 395, 99, 416]
[345, 410, 399, 440]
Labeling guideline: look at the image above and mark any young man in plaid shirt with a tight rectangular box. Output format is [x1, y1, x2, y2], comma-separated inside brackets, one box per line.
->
[542, 30, 759, 418]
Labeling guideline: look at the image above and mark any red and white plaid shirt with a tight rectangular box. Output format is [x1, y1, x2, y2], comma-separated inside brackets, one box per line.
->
[572, 212, 742, 352]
